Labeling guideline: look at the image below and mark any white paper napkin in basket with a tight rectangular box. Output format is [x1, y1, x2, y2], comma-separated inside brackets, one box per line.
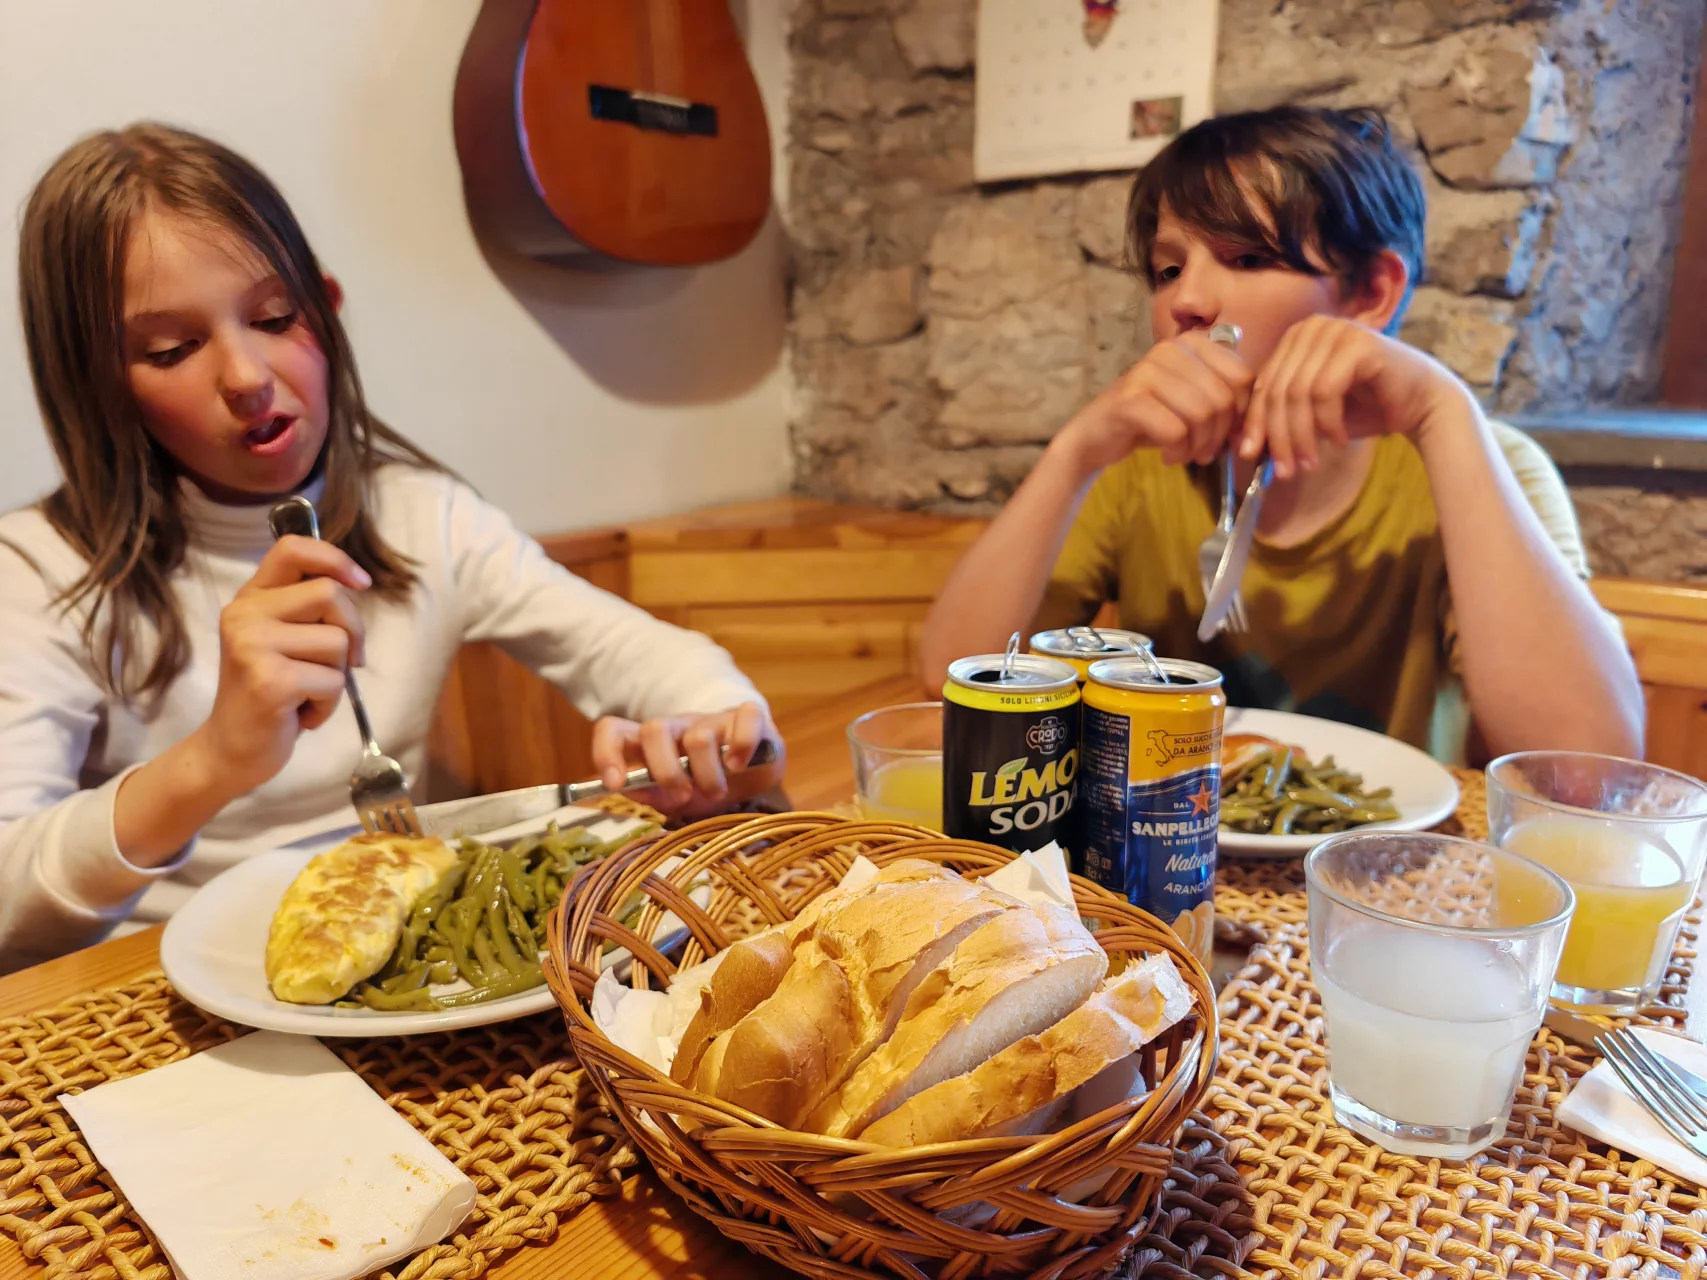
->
[59, 1031, 475, 1280]
[1556, 1026, 1707, 1187]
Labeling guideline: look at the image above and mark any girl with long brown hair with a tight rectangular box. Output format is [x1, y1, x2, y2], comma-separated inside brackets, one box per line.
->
[0, 124, 782, 970]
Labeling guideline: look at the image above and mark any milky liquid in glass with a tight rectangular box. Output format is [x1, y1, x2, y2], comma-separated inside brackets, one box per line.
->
[1316, 922, 1540, 1157]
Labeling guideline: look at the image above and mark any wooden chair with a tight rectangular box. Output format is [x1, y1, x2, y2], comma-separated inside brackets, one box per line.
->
[1591, 579, 1707, 780]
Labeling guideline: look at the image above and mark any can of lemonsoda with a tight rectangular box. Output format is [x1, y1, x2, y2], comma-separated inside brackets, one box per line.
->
[1078, 657, 1225, 964]
[942, 652, 1080, 854]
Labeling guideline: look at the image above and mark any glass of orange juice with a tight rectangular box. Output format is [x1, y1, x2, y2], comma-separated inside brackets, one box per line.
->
[848, 703, 943, 830]
[1487, 751, 1707, 1014]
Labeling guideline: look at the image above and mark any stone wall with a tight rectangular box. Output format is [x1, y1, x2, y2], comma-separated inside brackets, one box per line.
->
[784, 0, 1706, 579]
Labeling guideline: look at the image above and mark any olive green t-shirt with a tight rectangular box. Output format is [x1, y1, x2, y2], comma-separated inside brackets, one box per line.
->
[1034, 423, 1591, 763]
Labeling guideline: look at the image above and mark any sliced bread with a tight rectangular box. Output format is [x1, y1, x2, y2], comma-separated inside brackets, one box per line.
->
[805, 902, 1107, 1139]
[670, 929, 794, 1085]
[699, 875, 1022, 1124]
[694, 942, 859, 1126]
[858, 952, 1192, 1147]
[786, 857, 954, 946]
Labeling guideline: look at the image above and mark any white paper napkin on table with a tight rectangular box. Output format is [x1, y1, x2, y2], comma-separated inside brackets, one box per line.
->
[59, 1031, 476, 1280]
[1556, 1026, 1707, 1187]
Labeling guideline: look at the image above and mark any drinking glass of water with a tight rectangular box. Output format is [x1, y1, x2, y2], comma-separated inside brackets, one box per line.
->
[1305, 831, 1574, 1160]
[1488, 751, 1707, 1015]
[848, 703, 943, 830]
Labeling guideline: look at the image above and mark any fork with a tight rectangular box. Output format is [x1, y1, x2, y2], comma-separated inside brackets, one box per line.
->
[1196, 455, 1248, 635]
[1595, 1027, 1707, 1162]
[1195, 322, 1248, 637]
[268, 496, 422, 837]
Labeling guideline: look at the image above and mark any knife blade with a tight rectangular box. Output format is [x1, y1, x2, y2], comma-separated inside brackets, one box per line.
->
[1545, 1008, 1707, 1104]
[1197, 458, 1273, 642]
[412, 738, 778, 839]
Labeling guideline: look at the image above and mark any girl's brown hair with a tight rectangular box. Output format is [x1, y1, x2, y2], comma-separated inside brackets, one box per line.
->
[18, 122, 440, 701]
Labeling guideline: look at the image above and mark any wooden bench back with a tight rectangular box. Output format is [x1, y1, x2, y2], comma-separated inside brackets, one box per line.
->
[425, 501, 1707, 793]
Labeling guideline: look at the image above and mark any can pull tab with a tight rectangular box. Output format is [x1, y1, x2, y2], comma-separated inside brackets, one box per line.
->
[1001, 631, 1020, 681]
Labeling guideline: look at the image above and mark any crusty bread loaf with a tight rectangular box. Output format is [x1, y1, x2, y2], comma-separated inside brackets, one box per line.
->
[671, 929, 793, 1085]
[786, 857, 954, 946]
[857, 953, 1191, 1147]
[805, 903, 1107, 1139]
[695, 943, 858, 1125]
[812, 877, 1020, 1039]
[700, 874, 1022, 1125]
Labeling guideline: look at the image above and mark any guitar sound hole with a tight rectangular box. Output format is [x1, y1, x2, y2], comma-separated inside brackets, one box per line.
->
[589, 85, 719, 138]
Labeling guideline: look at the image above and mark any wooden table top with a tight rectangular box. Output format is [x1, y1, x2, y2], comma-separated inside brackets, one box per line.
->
[6, 671, 1698, 1280]
[0, 674, 929, 1280]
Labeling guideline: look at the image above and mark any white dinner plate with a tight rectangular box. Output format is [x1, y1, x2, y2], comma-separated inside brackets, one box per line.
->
[160, 807, 655, 1037]
[1217, 708, 1460, 860]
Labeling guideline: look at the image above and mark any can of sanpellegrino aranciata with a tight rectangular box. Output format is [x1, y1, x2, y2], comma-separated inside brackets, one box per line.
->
[942, 653, 1080, 853]
[1078, 657, 1225, 966]
[1028, 627, 1154, 685]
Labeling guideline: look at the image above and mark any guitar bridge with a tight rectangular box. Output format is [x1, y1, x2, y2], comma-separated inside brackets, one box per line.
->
[589, 86, 718, 137]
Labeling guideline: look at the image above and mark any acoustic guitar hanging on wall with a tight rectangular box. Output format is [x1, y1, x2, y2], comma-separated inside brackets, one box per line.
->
[453, 0, 772, 267]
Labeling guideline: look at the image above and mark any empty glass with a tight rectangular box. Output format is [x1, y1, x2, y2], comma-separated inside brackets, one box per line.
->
[847, 703, 943, 830]
[1487, 751, 1707, 1014]
[1305, 831, 1573, 1160]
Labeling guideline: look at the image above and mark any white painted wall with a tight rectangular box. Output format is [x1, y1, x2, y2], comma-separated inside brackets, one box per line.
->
[0, 0, 793, 534]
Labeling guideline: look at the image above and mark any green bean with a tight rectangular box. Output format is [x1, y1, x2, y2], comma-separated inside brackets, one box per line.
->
[499, 849, 535, 914]
[471, 921, 505, 983]
[352, 984, 437, 1011]
[434, 962, 544, 1007]
[485, 884, 528, 973]
[1347, 805, 1399, 824]
[441, 901, 486, 986]
[1220, 748, 1392, 836]
[380, 962, 430, 994]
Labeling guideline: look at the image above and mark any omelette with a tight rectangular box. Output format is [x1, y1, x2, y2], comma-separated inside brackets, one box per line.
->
[265, 833, 460, 1005]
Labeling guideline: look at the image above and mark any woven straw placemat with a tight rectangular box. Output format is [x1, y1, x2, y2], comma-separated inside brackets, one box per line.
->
[0, 794, 671, 1280]
[0, 992, 635, 1280]
[1120, 766, 1707, 1279]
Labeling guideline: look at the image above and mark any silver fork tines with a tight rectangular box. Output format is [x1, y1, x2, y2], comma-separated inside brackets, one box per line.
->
[268, 496, 422, 838]
[1595, 1028, 1707, 1161]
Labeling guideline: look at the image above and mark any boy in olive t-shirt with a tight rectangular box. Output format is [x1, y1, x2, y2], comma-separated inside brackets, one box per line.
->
[919, 106, 1641, 764]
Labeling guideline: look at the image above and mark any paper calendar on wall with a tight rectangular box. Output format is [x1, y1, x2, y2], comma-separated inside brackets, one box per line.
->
[974, 0, 1219, 182]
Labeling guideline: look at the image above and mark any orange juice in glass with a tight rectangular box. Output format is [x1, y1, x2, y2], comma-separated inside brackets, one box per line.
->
[1488, 752, 1707, 1013]
[848, 703, 943, 831]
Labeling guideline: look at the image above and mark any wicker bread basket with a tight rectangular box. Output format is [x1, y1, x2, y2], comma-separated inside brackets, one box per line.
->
[543, 812, 1219, 1280]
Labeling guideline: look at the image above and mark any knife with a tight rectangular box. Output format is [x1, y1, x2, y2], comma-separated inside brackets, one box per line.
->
[1544, 1008, 1707, 1101]
[412, 738, 778, 839]
[1197, 458, 1273, 643]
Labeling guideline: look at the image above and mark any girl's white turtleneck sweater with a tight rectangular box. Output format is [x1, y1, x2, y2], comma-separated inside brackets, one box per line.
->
[0, 465, 763, 972]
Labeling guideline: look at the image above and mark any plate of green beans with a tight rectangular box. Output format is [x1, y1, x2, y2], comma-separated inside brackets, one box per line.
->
[333, 822, 659, 1014]
[1216, 709, 1460, 859]
[161, 806, 671, 1036]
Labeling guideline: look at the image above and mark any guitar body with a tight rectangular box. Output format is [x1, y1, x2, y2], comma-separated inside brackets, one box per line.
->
[454, 0, 772, 267]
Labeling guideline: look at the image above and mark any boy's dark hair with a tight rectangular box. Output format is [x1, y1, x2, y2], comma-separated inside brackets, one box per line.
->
[1125, 106, 1426, 333]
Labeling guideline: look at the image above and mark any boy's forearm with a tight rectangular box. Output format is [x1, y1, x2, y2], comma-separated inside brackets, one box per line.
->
[1414, 396, 1643, 758]
[916, 435, 1100, 692]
